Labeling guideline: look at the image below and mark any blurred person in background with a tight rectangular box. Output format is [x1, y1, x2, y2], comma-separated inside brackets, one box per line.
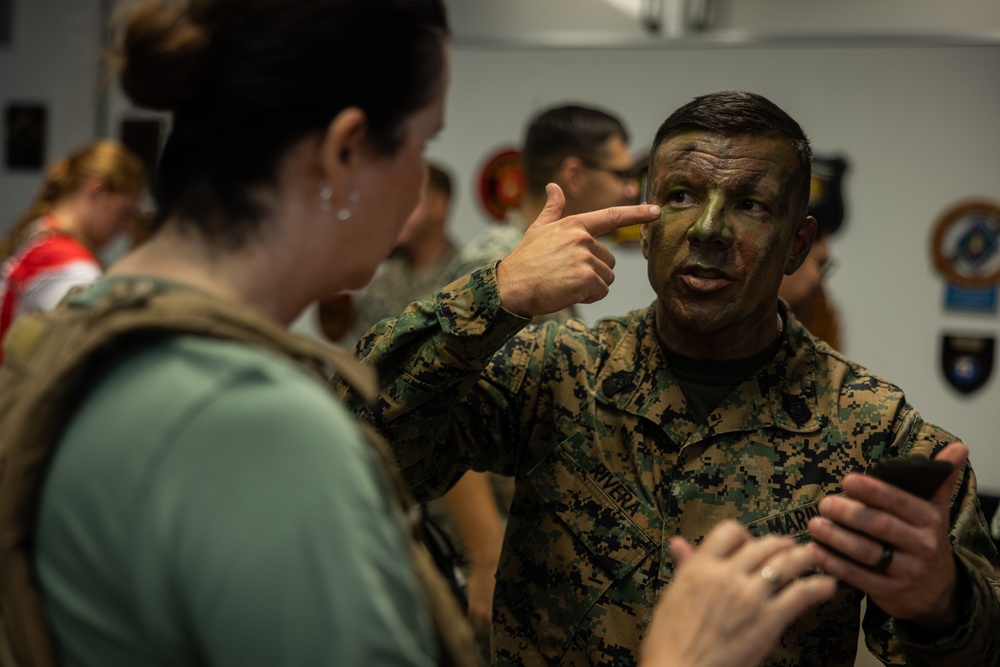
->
[348, 160, 461, 342]
[398, 105, 642, 641]
[778, 156, 847, 350]
[449, 103, 640, 314]
[0, 140, 145, 362]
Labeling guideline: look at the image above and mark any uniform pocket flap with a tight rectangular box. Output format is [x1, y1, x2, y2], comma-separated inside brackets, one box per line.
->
[526, 433, 656, 579]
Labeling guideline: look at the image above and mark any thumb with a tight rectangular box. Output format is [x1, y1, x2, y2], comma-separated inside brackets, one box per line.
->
[531, 183, 566, 227]
[930, 441, 969, 506]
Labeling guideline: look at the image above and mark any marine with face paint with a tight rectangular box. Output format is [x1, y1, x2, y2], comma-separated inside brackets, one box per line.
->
[339, 90, 1000, 667]
[642, 131, 815, 358]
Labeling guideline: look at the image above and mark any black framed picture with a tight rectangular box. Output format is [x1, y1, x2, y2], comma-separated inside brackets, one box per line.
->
[5, 103, 47, 170]
[0, 0, 12, 47]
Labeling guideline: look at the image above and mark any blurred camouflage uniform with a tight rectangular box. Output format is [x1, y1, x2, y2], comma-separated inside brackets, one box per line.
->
[347, 244, 460, 344]
[448, 212, 526, 284]
[337, 265, 1000, 667]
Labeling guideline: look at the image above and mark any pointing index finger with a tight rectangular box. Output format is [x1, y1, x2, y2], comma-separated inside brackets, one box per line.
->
[579, 204, 661, 237]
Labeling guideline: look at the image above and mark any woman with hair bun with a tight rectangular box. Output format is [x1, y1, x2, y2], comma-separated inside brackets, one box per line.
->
[0, 140, 144, 361]
[4, 1, 478, 665]
[0, 1, 832, 667]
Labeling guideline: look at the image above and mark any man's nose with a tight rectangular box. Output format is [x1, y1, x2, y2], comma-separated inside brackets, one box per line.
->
[686, 198, 732, 249]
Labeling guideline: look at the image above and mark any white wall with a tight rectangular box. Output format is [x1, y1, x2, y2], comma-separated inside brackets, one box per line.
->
[431, 44, 1000, 493]
[0, 0, 105, 234]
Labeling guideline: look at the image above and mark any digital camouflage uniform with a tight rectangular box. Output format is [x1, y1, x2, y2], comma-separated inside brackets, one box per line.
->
[347, 243, 461, 345]
[337, 265, 1000, 667]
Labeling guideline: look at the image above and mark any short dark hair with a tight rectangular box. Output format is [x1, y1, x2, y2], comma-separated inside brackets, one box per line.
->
[119, 0, 449, 247]
[426, 161, 452, 199]
[648, 91, 812, 208]
[522, 104, 629, 196]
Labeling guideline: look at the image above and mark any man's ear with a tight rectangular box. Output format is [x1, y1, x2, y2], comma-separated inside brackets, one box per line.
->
[639, 220, 651, 259]
[318, 107, 368, 186]
[785, 215, 818, 275]
[556, 156, 587, 199]
[427, 191, 449, 226]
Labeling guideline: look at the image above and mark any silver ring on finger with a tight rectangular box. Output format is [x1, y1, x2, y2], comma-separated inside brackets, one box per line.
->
[760, 565, 782, 587]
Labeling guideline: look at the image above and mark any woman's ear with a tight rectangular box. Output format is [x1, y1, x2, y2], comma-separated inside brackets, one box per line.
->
[82, 178, 106, 201]
[318, 107, 368, 185]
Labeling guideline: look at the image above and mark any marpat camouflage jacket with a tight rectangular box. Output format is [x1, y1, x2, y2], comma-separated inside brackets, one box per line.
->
[337, 264, 1000, 667]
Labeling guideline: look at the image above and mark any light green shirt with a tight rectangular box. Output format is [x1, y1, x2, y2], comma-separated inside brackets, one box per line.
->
[36, 333, 439, 667]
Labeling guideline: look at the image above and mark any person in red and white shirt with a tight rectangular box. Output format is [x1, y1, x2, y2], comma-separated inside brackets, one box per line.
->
[0, 140, 145, 361]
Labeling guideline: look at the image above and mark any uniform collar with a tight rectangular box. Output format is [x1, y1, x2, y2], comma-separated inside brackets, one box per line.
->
[594, 304, 822, 447]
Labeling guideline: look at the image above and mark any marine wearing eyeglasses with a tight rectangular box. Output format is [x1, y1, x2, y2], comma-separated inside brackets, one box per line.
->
[448, 103, 640, 311]
[416, 103, 641, 651]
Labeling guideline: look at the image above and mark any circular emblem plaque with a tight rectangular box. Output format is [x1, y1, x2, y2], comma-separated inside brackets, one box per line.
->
[930, 200, 1000, 288]
[477, 148, 525, 221]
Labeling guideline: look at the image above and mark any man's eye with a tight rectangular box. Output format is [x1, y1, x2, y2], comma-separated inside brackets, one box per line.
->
[738, 200, 767, 213]
[667, 191, 695, 205]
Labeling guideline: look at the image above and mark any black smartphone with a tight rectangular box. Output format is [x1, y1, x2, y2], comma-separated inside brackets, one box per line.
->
[867, 455, 954, 500]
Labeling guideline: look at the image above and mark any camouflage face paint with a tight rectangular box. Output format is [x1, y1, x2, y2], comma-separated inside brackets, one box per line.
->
[642, 131, 812, 359]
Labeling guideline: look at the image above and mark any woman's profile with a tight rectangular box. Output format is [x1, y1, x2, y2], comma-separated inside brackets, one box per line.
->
[0, 140, 145, 362]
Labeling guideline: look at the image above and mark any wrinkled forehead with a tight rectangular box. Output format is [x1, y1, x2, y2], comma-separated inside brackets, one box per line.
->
[650, 131, 799, 175]
[648, 130, 809, 206]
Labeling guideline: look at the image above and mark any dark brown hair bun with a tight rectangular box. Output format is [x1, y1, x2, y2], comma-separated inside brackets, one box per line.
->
[119, 0, 210, 111]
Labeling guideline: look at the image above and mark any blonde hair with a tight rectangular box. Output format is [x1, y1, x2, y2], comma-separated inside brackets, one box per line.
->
[1, 140, 146, 260]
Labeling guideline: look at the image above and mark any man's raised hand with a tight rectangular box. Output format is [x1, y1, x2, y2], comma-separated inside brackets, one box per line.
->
[497, 183, 661, 317]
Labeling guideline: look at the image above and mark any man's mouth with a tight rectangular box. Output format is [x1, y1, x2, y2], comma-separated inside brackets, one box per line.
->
[678, 265, 733, 293]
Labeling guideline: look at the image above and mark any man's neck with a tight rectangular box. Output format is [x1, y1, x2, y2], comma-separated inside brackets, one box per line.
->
[48, 199, 86, 236]
[654, 303, 784, 361]
[517, 192, 554, 228]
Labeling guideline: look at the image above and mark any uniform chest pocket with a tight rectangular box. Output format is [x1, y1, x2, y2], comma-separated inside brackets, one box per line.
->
[493, 435, 658, 663]
[526, 436, 657, 577]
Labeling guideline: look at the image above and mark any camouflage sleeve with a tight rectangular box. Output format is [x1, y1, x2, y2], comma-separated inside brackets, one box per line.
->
[333, 264, 535, 499]
[863, 405, 1000, 666]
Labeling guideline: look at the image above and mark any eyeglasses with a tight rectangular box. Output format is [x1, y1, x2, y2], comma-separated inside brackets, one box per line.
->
[819, 258, 838, 278]
[580, 159, 637, 185]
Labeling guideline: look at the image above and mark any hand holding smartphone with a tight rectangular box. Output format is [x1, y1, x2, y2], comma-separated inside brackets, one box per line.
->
[812, 454, 955, 571]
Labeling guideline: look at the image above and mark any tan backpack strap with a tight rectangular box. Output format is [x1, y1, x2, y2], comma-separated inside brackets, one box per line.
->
[0, 310, 98, 667]
[355, 422, 482, 667]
